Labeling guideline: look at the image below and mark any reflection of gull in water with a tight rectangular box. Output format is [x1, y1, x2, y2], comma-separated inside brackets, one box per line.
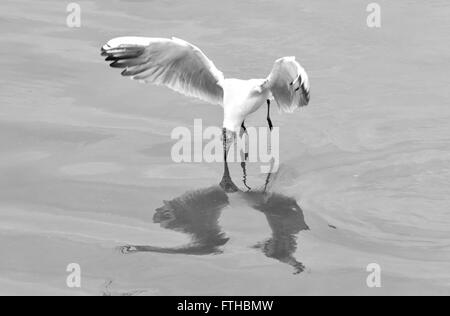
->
[121, 162, 309, 274]
[122, 186, 230, 255]
[249, 192, 309, 274]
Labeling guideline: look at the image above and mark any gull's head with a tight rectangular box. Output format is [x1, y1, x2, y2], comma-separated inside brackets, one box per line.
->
[285, 57, 310, 106]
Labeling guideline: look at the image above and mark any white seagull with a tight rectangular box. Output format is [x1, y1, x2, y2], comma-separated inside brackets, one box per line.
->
[101, 37, 310, 160]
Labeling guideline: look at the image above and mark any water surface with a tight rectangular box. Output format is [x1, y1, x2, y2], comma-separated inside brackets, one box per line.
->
[0, 0, 449, 295]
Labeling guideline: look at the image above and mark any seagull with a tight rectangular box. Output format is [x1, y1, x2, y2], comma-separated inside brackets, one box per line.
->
[101, 37, 310, 161]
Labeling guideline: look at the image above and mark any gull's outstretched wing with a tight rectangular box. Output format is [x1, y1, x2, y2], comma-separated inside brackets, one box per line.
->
[266, 57, 310, 113]
[101, 37, 225, 105]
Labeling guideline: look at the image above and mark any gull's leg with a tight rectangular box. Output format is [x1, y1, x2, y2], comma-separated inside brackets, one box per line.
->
[267, 100, 273, 131]
[241, 160, 251, 191]
[222, 128, 234, 163]
[263, 158, 276, 193]
[240, 121, 247, 135]
[240, 121, 249, 161]
[263, 170, 272, 193]
[239, 121, 251, 190]
[220, 128, 239, 193]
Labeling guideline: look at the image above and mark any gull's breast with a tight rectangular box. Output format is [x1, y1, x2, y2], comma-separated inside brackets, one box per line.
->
[223, 79, 268, 114]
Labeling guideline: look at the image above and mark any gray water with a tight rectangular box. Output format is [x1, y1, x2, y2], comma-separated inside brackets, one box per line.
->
[0, 0, 449, 295]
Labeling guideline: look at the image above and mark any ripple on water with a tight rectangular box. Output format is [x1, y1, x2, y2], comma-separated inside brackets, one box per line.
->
[143, 164, 217, 179]
[304, 148, 450, 262]
[60, 162, 123, 176]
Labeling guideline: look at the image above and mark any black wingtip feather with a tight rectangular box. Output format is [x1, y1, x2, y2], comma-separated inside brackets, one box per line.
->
[100, 45, 146, 63]
[110, 61, 127, 69]
[301, 83, 310, 105]
[121, 69, 131, 77]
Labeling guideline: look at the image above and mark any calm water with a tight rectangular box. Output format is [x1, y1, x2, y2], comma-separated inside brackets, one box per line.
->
[0, 0, 449, 295]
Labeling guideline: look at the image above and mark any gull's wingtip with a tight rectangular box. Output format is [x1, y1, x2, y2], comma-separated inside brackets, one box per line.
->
[100, 45, 109, 55]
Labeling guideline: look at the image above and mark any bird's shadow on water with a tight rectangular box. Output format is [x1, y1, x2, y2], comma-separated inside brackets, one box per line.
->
[120, 162, 309, 275]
